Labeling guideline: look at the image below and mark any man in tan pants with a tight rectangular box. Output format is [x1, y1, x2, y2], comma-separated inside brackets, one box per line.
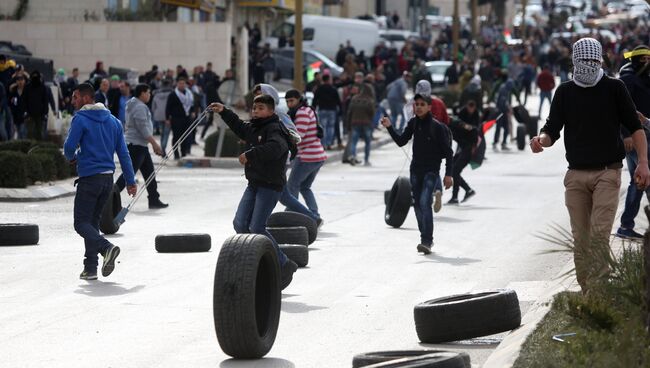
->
[530, 38, 650, 292]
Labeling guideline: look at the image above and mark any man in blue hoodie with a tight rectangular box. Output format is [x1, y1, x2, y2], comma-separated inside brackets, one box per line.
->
[64, 83, 137, 280]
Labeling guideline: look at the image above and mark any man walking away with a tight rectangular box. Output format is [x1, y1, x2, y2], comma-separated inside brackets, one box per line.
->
[22, 71, 49, 141]
[115, 83, 168, 210]
[165, 77, 194, 159]
[312, 74, 341, 150]
[381, 94, 453, 255]
[530, 38, 650, 293]
[151, 80, 173, 156]
[64, 83, 137, 280]
[536, 64, 555, 118]
[386, 72, 410, 132]
[347, 83, 376, 166]
[448, 104, 479, 204]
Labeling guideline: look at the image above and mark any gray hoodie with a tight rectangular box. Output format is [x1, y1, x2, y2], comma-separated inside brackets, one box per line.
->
[124, 97, 153, 147]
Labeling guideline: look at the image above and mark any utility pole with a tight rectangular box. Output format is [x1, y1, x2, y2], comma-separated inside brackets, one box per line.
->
[471, 0, 478, 40]
[293, 0, 304, 91]
[521, 0, 528, 39]
[420, 0, 428, 36]
[452, 0, 459, 61]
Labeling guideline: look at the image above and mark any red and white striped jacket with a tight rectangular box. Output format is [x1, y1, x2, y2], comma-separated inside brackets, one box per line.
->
[294, 106, 327, 162]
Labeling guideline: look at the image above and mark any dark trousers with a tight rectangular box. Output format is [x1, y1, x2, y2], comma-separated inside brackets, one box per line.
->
[26, 114, 44, 141]
[493, 111, 509, 145]
[410, 171, 438, 246]
[620, 150, 649, 230]
[115, 144, 160, 202]
[74, 174, 114, 271]
[171, 119, 192, 159]
[233, 184, 288, 266]
[452, 147, 472, 198]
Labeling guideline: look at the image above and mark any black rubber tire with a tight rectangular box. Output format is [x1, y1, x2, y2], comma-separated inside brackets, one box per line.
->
[526, 115, 539, 139]
[0, 223, 39, 246]
[353, 350, 470, 368]
[268, 211, 317, 244]
[213, 234, 281, 359]
[512, 105, 530, 124]
[279, 244, 309, 267]
[385, 177, 411, 228]
[155, 233, 211, 253]
[360, 352, 470, 368]
[516, 124, 527, 151]
[384, 190, 390, 205]
[99, 185, 121, 235]
[414, 289, 521, 344]
[267, 226, 309, 246]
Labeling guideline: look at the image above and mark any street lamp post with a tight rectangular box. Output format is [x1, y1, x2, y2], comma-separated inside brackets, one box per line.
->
[452, 0, 460, 61]
[293, 0, 304, 91]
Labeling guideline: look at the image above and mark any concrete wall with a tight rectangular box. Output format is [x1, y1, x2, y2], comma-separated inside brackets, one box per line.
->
[0, 21, 232, 77]
[1, 0, 106, 22]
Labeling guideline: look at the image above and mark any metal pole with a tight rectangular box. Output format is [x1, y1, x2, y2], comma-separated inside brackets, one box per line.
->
[293, 0, 304, 91]
[521, 0, 528, 39]
[452, 0, 459, 61]
[471, 0, 478, 40]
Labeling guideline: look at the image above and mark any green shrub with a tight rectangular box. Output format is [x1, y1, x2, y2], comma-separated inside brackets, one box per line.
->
[0, 151, 28, 188]
[204, 129, 243, 158]
[29, 147, 70, 179]
[0, 139, 34, 153]
[24, 154, 45, 183]
[32, 154, 56, 181]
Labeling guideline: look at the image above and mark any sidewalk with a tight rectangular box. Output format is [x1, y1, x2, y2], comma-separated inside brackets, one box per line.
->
[0, 180, 76, 202]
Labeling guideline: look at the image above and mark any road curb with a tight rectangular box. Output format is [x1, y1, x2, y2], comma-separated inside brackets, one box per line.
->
[482, 259, 580, 368]
[0, 182, 76, 202]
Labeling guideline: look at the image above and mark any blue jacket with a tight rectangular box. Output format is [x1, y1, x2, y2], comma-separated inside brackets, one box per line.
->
[64, 103, 135, 185]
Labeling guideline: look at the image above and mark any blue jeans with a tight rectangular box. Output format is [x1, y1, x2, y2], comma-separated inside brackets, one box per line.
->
[233, 185, 287, 265]
[288, 159, 323, 218]
[620, 150, 649, 230]
[160, 121, 171, 156]
[350, 125, 373, 162]
[410, 171, 439, 246]
[389, 100, 405, 132]
[279, 187, 318, 221]
[539, 91, 552, 117]
[318, 109, 337, 147]
[372, 105, 386, 129]
[74, 174, 114, 271]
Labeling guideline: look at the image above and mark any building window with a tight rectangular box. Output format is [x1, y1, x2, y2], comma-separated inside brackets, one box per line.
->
[107, 0, 118, 10]
[129, 0, 138, 12]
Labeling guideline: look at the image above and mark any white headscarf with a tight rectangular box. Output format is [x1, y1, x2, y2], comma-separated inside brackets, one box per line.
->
[175, 87, 193, 115]
[572, 38, 604, 88]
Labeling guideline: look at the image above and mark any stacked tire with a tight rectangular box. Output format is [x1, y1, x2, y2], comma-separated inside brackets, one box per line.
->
[267, 211, 317, 268]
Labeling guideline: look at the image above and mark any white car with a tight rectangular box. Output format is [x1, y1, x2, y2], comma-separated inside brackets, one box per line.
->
[379, 30, 420, 51]
[425, 61, 452, 87]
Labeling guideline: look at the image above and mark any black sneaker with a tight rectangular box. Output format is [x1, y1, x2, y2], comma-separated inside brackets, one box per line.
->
[80, 269, 98, 280]
[615, 227, 644, 241]
[149, 199, 169, 209]
[462, 189, 476, 203]
[280, 259, 299, 290]
[417, 243, 432, 255]
[316, 218, 324, 229]
[101, 245, 120, 277]
[447, 198, 459, 205]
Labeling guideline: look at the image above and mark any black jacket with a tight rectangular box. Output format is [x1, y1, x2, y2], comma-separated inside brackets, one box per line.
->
[619, 62, 650, 118]
[22, 81, 49, 117]
[541, 76, 641, 169]
[313, 84, 341, 111]
[107, 88, 121, 118]
[165, 92, 190, 124]
[387, 112, 453, 176]
[219, 108, 289, 191]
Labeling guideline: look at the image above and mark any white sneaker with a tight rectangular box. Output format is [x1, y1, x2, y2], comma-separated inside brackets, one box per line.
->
[433, 190, 442, 213]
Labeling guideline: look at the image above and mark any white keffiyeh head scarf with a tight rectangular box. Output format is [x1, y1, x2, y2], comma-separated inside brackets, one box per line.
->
[572, 38, 604, 88]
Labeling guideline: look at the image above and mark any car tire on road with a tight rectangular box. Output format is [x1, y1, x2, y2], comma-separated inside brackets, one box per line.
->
[353, 350, 470, 368]
[384, 190, 390, 205]
[359, 351, 470, 367]
[385, 177, 411, 228]
[0, 223, 39, 246]
[99, 186, 121, 235]
[414, 289, 521, 344]
[279, 244, 309, 267]
[155, 233, 211, 253]
[516, 124, 527, 151]
[213, 234, 281, 359]
[267, 226, 309, 246]
[268, 211, 317, 244]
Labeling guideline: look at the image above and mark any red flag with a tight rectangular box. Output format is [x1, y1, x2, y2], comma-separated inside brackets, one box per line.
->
[482, 119, 497, 134]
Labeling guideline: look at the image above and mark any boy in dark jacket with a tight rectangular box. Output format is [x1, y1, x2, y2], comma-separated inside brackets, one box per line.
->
[381, 94, 454, 254]
[208, 95, 298, 289]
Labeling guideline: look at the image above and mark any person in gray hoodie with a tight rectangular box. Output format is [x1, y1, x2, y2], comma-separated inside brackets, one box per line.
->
[115, 83, 168, 209]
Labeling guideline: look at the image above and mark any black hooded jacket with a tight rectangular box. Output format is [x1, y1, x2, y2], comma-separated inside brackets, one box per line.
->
[219, 108, 289, 191]
[619, 62, 650, 118]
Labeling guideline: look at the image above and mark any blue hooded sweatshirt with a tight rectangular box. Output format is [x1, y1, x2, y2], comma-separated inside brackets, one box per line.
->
[64, 103, 136, 185]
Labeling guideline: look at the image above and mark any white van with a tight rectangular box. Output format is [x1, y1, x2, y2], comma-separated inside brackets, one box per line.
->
[265, 15, 380, 60]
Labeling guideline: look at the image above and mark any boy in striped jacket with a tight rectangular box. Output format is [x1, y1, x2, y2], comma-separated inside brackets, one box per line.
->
[285, 89, 327, 226]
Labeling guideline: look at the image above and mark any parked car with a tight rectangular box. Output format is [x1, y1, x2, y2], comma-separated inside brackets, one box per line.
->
[265, 15, 379, 60]
[425, 60, 452, 87]
[272, 48, 343, 81]
[379, 30, 420, 51]
[0, 41, 32, 56]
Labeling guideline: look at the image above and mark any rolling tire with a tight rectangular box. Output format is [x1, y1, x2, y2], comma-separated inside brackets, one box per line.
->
[155, 233, 211, 253]
[385, 177, 411, 228]
[279, 244, 309, 267]
[353, 350, 470, 368]
[99, 185, 122, 235]
[526, 115, 539, 139]
[213, 234, 281, 359]
[414, 289, 521, 344]
[267, 226, 309, 246]
[359, 352, 470, 368]
[516, 124, 527, 151]
[0, 223, 39, 246]
[268, 211, 317, 244]
[384, 190, 390, 205]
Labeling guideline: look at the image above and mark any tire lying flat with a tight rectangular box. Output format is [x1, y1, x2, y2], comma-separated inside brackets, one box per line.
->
[99, 185, 121, 235]
[385, 177, 411, 228]
[353, 350, 470, 368]
[0, 223, 39, 246]
[155, 233, 211, 253]
[360, 352, 470, 368]
[414, 289, 521, 344]
[279, 244, 309, 267]
[267, 226, 309, 246]
[213, 234, 281, 359]
[268, 211, 318, 244]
